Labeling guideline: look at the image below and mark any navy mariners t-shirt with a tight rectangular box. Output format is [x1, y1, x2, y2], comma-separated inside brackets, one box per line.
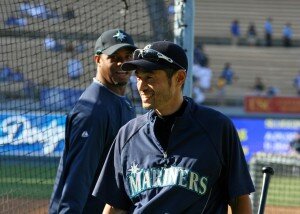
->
[93, 97, 255, 213]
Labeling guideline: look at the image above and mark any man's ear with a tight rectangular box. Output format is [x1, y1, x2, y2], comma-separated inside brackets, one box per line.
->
[176, 70, 186, 85]
[94, 55, 100, 64]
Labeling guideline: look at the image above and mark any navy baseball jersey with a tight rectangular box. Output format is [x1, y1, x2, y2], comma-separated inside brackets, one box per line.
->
[93, 97, 254, 213]
[49, 79, 135, 214]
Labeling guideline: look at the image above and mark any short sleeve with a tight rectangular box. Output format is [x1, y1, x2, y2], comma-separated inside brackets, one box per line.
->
[224, 120, 255, 199]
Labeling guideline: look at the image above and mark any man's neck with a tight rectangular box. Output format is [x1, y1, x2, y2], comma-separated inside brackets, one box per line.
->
[155, 96, 184, 117]
[94, 77, 127, 96]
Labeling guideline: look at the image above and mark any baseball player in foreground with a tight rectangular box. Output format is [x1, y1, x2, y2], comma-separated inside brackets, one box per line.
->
[49, 29, 137, 213]
[93, 41, 255, 213]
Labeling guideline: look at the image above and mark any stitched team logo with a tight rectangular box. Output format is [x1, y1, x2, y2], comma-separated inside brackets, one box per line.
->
[113, 30, 126, 42]
[126, 165, 209, 199]
[128, 162, 140, 174]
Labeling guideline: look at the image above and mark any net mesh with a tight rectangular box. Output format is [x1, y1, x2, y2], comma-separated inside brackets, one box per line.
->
[250, 153, 300, 214]
[0, 0, 173, 213]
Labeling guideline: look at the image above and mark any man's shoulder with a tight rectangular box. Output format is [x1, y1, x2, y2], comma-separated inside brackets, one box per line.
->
[188, 99, 231, 126]
[69, 86, 109, 119]
[76, 83, 117, 108]
[116, 114, 149, 144]
[194, 105, 227, 119]
[121, 114, 148, 132]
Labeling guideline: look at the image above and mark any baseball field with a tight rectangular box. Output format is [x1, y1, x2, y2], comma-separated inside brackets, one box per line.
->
[1, 161, 300, 213]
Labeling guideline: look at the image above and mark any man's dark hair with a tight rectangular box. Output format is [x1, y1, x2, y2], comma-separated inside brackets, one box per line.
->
[163, 68, 185, 90]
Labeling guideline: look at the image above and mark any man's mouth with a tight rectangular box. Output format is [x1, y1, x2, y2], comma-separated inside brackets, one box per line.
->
[116, 70, 128, 74]
[141, 94, 153, 101]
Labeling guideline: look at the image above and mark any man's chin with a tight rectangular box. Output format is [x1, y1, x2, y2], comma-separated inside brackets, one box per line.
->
[142, 103, 152, 110]
[115, 82, 128, 86]
[110, 79, 128, 86]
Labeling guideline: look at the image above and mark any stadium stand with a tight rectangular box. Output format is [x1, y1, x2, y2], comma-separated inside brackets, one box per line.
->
[0, 36, 152, 90]
[203, 45, 300, 104]
[4, 41, 297, 104]
[1, 0, 299, 104]
[1, 37, 89, 88]
[1, 0, 155, 39]
[195, 0, 300, 44]
[193, 0, 300, 104]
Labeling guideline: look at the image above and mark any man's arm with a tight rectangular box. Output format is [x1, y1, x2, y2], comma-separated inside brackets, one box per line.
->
[103, 204, 127, 214]
[229, 194, 252, 214]
[58, 116, 105, 213]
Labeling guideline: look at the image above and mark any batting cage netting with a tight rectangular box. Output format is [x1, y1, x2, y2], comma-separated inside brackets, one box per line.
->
[0, 0, 175, 213]
[1, 0, 300, 213]
[250, 153, 300, 214]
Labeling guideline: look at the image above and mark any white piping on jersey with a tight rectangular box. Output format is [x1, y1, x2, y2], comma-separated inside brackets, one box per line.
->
[200, 187, 213, 214]
[93, 77, 126, 98]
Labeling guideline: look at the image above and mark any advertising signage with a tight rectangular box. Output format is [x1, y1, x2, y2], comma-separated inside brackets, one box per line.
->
[245, 96, 300, 114]
[0, 112, 65, 156]
[231, 117, 299, 161]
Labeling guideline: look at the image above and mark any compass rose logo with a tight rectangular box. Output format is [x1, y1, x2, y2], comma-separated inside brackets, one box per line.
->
[128, 162, 140, 174]
[113, 30, 126, 42]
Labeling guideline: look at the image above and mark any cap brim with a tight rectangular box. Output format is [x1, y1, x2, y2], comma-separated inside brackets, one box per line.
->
[121, 59, 169, 71]
[102, 44, 137, 55]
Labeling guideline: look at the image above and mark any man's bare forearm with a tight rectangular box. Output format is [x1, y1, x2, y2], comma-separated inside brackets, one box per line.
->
[103, 204, 127, 214]
[229, 194, 252, 214]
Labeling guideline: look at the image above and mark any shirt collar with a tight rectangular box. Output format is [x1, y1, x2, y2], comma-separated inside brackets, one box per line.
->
[92, 77, 126, 98]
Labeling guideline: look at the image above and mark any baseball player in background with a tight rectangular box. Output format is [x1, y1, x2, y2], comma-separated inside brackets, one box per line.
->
[49, 29, 137, 214]
[93, 41, 255, 213]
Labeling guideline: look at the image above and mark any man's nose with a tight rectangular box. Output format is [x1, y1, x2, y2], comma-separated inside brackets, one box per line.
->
[117, 57, 129, 66]
[137, 80, 147, 91]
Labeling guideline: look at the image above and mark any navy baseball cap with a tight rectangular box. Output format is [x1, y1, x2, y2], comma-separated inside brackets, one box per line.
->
[121, 41, 188, 72]
[94, 29, 137, 55]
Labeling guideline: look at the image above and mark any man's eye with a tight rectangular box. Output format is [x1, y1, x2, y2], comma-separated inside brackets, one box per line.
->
[109, 55, 116, 60]
[126, 56, 132, 61]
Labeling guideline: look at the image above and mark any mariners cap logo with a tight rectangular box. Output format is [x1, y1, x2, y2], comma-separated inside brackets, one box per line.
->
[113, 30, 126, 42]
[94, 29, 136, 55]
